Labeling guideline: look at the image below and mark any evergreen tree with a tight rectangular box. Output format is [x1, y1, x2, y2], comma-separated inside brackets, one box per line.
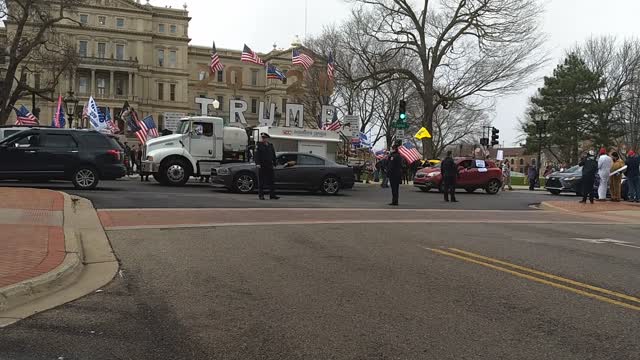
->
[528, 54, 604, 164]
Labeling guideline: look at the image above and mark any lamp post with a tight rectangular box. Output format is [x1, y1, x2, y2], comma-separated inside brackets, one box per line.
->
[63, 89, 79, 128]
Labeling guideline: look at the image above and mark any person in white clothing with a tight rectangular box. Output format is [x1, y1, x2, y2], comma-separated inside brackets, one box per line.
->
[597, 148, 612, 200]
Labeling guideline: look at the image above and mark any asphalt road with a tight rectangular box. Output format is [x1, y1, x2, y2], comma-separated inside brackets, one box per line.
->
[0, 178, 563, 210]
[2, 220, 639, 359]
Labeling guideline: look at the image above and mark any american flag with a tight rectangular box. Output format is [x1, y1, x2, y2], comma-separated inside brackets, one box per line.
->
[327, 51, 335, 80]
[323, 120, 342, 131]
[15, 105, 39, 126]
[127, 110, 147, 144]
[266, 63, 286, 80]
[375, 150, 386, 160]
[105, 107, 119, 133]
[398, 142, 422, 164]
[241, 44, 264, 66]
[292, 49, 314, 70]
[51, 95, 65, 128]
[210, 42, 224, 73]
[142, 115, 159, 138]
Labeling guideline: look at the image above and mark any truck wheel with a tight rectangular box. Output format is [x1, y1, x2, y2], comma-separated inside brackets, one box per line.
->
[161, 159, 190, 186]
[233, 172, 256, 193]
[153, 173, 168, 185]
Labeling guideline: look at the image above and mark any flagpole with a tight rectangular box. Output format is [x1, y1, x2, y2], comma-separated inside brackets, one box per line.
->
[304, 0, 308, 41]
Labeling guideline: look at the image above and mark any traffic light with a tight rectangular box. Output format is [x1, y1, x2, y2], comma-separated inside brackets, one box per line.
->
[491, 127, 500, 146]
[399, 100, 407, 121]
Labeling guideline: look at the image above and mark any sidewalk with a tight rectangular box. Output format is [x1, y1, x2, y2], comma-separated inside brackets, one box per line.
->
[541, 199, 640, 223]
[0, 188, 68, 289]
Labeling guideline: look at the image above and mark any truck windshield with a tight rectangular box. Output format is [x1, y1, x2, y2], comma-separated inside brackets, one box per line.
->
[177, 120, 190, 134]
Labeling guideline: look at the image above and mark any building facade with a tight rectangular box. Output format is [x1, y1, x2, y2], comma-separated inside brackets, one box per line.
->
[3, 0, 326, 134]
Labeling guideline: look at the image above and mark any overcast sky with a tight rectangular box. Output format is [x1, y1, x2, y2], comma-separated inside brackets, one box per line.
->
[157, 0, 640, 146]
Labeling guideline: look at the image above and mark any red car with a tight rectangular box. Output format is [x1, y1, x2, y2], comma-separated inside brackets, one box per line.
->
[413, 158, 503, 194]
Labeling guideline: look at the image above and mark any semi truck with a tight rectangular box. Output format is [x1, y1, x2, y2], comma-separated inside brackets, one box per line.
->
[141, 116, 248, 186]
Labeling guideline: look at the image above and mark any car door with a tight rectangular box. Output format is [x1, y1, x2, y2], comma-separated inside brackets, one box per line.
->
[0, 132, 47, 177]
[457, 160, 477, 187]
[473, 159, 491, 185]
[187, 121, 215, 159]
[274, 153, 298, 188]
[296, 154, 327, 189]
[39, 132, 80, 176]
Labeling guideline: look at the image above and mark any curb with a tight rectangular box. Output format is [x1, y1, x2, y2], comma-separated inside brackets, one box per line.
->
[539, 201, 572, 212]
[0, 191, 118, 327]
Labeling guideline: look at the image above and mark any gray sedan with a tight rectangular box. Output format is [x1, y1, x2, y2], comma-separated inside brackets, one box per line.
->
[211, 152, 355, 195]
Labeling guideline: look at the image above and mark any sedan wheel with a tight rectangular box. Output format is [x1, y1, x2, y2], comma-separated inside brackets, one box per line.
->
[321, 176, 340, 195]
[234, 173, 256, 193]
[72, 168, 99, 190]
[485, 179, 501, 194]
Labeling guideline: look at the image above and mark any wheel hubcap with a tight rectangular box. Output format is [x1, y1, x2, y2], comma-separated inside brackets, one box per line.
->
[489, 181, 499, 192]
[323, 178, 338, 194]
[76, 169, 95, 188]
[237, 175, 254, 192]
[167, 165, 185, 182]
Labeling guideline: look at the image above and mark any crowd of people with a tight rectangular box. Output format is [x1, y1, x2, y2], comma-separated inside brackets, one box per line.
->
[121, 142, 149, 182]
[578, 148, 639, 204]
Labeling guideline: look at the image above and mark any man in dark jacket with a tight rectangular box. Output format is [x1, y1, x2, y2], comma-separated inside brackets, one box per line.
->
[625, 150, 640, 202]
[254, 133, 279, 200]
[387, 141, 403, 206]
[441, 151, 459, 202]
[579, 150, 598, 204]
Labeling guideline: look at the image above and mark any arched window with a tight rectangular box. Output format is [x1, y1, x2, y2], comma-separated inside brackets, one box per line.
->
[510, 159, 514, 165]
[532, 159, 536, 165]
[519, 158, 524, 166]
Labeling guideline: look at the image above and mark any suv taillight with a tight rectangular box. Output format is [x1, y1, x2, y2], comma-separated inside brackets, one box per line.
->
[107, 149, 121, 161]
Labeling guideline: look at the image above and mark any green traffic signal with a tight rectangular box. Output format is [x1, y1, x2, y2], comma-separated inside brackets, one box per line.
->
[399, 113, 406, 120]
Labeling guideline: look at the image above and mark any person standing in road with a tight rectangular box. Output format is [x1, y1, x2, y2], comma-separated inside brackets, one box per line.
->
[441, 151, 459, 202]
[387, 141, 403, 206]
[501, 161, 513, 191]
[597, 148, 612, 201]
[255, 133, 279, 200]
[609, 152, 624, 202]
[527, 163, 538, 191]
[579, 150, 598, 204]
[625, 150, 640, 202]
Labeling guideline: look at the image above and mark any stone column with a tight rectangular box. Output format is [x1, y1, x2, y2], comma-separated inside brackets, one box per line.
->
[90, 69, 96, 96]
[128, 72, 133, 99]
[109, 71, 115, 98]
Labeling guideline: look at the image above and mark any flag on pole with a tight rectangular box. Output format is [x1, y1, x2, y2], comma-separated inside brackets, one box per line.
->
[414, 127, 432, 140]
[374, 150, 386, 160]
[292, 49, 314, 70]
[327, 51, 335, 80]
[210, 41, 224, 73]
[105, 107, 118, 133]
[323, 111, 341, 131]
[142, 115, 159, 138]
[14, 105, 39, 126]
[266, 63, 286, 80]
[51, 95, 65, 128]
[241, 44, 264, 65]
[87, 96, 108, 132]
[398, 142, 422, 164]
[126, 109, 147, 144]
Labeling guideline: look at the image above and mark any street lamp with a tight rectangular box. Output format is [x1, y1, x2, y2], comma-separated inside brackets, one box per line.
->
[63, 89, 79, 128]
[212, 99, 220, 110]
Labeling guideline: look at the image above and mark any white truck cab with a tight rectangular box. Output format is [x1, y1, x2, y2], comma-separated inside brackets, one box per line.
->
[141, 116, 248, 186]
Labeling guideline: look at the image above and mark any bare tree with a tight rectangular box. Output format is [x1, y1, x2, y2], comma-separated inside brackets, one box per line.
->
[575, 36, 640, 148]
[0, 0, 83, 124]
[344, 0, 546, 158]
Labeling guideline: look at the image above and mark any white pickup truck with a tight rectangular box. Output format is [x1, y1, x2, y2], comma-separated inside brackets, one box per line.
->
[141, 116, 248, 186]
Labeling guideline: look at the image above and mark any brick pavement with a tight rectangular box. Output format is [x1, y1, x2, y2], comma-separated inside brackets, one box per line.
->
[0, 188, 65, 290]
[544, 200, 640, 213]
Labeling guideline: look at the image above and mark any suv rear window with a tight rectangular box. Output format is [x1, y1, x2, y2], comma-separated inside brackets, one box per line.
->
[77, 133, 119, 148]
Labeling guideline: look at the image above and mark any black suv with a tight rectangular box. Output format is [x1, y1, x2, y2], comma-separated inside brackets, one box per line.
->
[0, 128, 126, 189]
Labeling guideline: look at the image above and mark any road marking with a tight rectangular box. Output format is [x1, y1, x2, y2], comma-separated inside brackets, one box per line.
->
[100, 208, 524, 213]
[572, 238, 640, 250]
[102, 219, 619, 231]
[446, 248, 640, 304]
[422, 247, 640, 312]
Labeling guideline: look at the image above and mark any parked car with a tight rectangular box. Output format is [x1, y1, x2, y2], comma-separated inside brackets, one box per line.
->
[545, 165, 628, 199]
[0, 128, 126, 189]
[211, 152, 355, 195]
[413, 158, 503, 194]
